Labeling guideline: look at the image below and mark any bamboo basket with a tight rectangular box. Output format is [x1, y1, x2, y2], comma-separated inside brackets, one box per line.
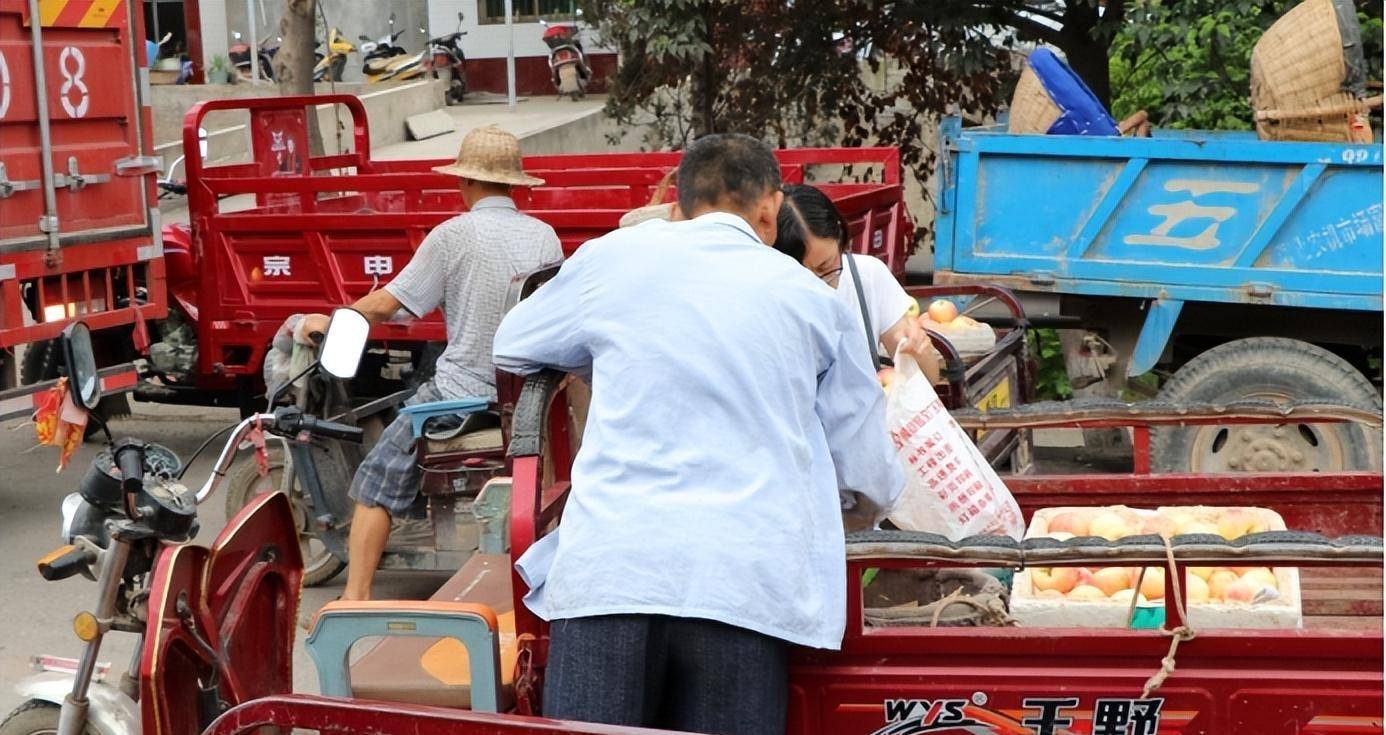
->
[1007, 64, 1062, 135]
[1251, 0, 1375, 142]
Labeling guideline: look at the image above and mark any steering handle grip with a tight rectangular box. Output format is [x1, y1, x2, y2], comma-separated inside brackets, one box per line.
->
[114, 443, 146, 493]
[306, 417, 364, 442]
[38, 546, 94, 582]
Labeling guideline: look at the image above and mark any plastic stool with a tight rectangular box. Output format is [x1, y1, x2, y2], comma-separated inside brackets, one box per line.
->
[306, 600, 503, 712]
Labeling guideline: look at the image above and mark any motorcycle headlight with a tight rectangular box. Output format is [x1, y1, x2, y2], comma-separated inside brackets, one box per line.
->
[59, 492, 83, 541]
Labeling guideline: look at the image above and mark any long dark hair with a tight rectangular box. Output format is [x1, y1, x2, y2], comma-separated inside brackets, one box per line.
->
[774, 184, 850, 263]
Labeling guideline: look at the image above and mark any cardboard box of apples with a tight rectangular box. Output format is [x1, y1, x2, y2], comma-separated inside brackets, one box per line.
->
[1012, 505, 1302, 629]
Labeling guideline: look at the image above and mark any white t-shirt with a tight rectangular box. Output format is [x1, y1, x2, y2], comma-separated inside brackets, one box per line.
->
[836, 253, 915, 356]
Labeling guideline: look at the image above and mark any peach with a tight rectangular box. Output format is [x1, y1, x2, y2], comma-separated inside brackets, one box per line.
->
[927, 299, 959, 324]
[1188, 566, 1217, 582]
[1217, 509, 1269, 540]
[1140, 515, 1178, 538]
[1176, 519, 1221, 536]
[905, 300, 921, 318]
[1136, 567, 1166, 601]
[1045, 511, 1092, 537]
[877, 367, 896, 390]
[1032, 567, 1081, 594]
[1184, 573, 1210, 603]
[1047, 531, 1075, 542]
[1223, 577, 1262, 604]
[1111, 589, 1148, 605]
[1067, 584, 1108, 602]
[1088, 511, 1134, 541]
[1092, 567, 1134, 597]
[1208, 570, 1240, 601]
[1240, 567, 1279, 592]
[1036, 589, 1065, 599]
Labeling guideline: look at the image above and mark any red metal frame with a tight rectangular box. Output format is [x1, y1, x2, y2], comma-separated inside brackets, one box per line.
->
[204, 694, 680, 735]
[499, 392, 1382, 733]
[172, 95, 913, 392]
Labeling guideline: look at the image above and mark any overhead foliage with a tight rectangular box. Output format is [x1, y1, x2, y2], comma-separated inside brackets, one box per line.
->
[584, 0, 1380, 242]
[1111, 0, 1383, 130]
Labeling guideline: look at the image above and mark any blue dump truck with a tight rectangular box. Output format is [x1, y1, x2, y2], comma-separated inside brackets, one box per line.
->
[935, 118, 1383, 473]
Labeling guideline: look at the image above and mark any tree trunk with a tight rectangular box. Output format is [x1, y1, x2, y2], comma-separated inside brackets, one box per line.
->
[276, 0, 325, 154]
[694, 2, 716, 138]
[1060, 36, 1112, 107]
[1055, 0, 1126, 109]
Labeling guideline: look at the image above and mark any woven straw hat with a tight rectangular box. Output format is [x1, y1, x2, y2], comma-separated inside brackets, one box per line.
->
[432, 125, 545, 186]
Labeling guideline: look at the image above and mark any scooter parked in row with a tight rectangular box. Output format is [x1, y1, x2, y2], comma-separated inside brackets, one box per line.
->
[360, 13, 423, 84]
[229, 31, 278, 81]
[0, 312, 370, 735]
[425, 11, 469, 104]
[313, 27, 354, 82]
[540, 12, 589, 100]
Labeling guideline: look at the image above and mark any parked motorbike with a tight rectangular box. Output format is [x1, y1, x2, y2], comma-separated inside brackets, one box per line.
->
[0, 312, 369, 735]
[359, 13, 423, 84]
[540, 11, 590, 100]
[425, 11, 468, 104]
[313, 26, 354, 82]
[229, 31, 278, 81]
[155, 127, 207, 200]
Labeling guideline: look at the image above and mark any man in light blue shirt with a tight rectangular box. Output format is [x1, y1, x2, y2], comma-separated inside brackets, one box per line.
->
[492, 134, 903, 735]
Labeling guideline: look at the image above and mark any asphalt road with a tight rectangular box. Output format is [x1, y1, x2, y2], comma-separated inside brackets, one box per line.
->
[0, 400, 451, 715]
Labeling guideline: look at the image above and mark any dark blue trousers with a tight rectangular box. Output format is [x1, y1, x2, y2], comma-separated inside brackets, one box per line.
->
[543, 614, 789, 735]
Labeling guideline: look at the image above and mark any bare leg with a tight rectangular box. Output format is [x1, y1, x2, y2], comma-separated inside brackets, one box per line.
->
[342, 503, 391, 601]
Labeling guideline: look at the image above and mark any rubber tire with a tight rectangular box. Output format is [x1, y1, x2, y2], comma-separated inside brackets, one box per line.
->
[0, 700, 97, 735]
[1150, 337, 1382, 472]
[222, 442, 355, 587]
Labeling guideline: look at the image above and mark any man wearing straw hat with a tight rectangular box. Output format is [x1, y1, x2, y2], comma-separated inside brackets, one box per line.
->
[298, 125, 561, 601]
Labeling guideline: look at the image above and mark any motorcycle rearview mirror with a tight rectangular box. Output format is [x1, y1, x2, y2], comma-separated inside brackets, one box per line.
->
[358, 34, 371, 41]
[61, 322, 101, 411]
[319, 308, 370, 380]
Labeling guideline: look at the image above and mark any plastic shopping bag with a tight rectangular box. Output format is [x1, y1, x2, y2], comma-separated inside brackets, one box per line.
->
[884, 348, 1024, 540]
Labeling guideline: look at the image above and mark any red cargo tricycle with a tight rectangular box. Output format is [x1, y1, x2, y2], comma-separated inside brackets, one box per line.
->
[183, 362, 1384, 735]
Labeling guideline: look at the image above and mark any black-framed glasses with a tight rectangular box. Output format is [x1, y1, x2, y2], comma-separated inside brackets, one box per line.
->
[816, 253, 844, 287]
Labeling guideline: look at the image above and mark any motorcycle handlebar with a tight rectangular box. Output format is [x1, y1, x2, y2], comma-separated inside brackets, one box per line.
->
[298, 416, 364, 443]
[115, 444, 145, 493]
[39, 546, 95, 582]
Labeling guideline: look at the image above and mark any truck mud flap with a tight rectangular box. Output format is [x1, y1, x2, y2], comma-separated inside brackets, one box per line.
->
[0, 362, 138, 421]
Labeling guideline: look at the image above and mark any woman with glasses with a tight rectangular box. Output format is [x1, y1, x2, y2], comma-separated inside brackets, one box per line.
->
[774, 184, 940, 383]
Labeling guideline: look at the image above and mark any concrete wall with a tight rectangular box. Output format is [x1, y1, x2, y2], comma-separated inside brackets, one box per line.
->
[151, 79, 445, 172]
[212, 0, 429, 83]
[427, 0, 611, 59]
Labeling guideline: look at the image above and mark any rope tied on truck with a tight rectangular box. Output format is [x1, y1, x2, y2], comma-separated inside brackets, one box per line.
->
[1138, 535, 1197, 699]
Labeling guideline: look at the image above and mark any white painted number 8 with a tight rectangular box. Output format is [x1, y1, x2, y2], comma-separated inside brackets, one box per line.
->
[59, 46, 89, 118]
[0, 51, 11, 119]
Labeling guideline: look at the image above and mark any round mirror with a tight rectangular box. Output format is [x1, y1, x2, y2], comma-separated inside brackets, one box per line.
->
[319, 308, 370, 380]
[458, 11, 464, 21]
[61, 322, 101, 410]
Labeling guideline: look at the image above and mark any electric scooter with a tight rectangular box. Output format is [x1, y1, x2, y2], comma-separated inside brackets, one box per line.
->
[425, 11, 469, 104]
[539, 11, 590, 100]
